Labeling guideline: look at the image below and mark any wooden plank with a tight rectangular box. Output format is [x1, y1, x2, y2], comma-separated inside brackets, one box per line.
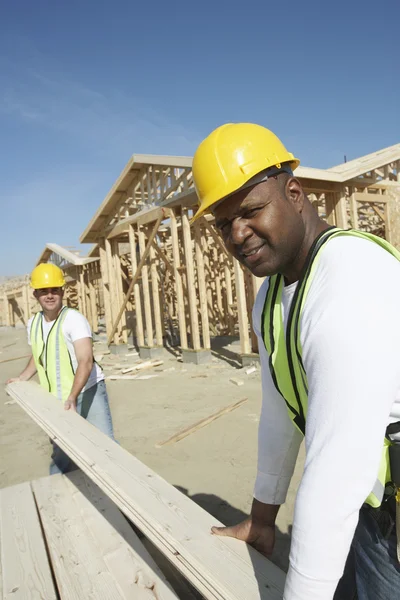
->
[7, 381, 285, 600]
[170, 210, 188, 349]
[385, 199, 392, 243]
[89, 280, 98, 332]
[194, 224, 210, 349]
[99, 241, 114, 342]
[150, 246, 163, 346]
[128, 224, 145, 347]
[354, 192, 388, 204]
[138, 225, 154, 348]
[0, 482, 57, 599]
[33, 473, 178, 600]
[105, 238, 120, 345]
[106, 207, 169, 239]
[349, 188, 359, 230]
[112, 243, 128, 344]
[182, 209, 201, 350]
[0, 354, 31, 365]
[371, 203, 385, 221]
[62, 472, 178, 599]
[334, 189, 348, 229]
[156, 398, 248, 447]
[32, 475, 125, 600]
[233, 260, 251, 355]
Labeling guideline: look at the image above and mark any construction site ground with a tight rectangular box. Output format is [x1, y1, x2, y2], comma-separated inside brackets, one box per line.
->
[0, 326, 305, 574]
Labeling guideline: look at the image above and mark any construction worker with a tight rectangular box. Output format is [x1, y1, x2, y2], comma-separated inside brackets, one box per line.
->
[6, 263, 115, 474]
[192, 123, 400, 599]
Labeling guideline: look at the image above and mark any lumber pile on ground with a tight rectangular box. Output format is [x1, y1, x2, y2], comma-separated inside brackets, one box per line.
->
[6, 381, 285, 600]
[0, 471, 179, 599]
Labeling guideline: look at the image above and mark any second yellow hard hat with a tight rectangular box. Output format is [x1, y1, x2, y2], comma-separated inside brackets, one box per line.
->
[30, 263, 66, 289]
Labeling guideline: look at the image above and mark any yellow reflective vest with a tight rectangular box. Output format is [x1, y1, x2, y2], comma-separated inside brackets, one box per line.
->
[262, 227, 400, 508]
[30, 306, 75, 402]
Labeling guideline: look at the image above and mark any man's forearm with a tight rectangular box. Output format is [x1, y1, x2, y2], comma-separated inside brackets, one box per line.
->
[251, 498, 280, 525]
[19, 356, 37, 381]
[68, 360, 93, 401]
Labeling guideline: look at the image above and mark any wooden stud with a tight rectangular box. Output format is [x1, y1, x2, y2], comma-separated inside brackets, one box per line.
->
[112, 242, 128, 344]
[170, 210, 188, 349]
[89, 279, 98, 333]
[334, 188, 348, 229]
[194, 223, 211, 349]
[182, 209, 201, 350]
[233, 259, 251, 355]
[105, 239, 119, 344]
[99, 240, 115, 344]
[128, 224, 145, 347]
[150, 245, 163, 347]
[138, 225, 154, 347]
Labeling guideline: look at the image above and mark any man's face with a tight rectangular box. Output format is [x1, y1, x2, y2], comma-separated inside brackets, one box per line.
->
[213, 175, 305, 277]
[34, 287, 64, 313]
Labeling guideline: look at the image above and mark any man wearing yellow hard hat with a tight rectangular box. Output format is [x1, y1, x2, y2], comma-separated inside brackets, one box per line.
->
[192, 123, 400, 599]
[7, 263, 115, 474]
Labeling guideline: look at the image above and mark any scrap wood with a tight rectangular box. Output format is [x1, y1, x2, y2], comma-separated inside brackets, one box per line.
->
[0, 354, 31, 365]
[2, 341, 17, 349]
[229, 378, 244, 386]
[156, 397, 249, 448]
[106, 374, 158, 381]
[5, 381, 284, 600]
[134, 359, 163, 371]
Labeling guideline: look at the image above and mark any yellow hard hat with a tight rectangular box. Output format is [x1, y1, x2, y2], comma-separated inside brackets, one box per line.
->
[30, 263, 66, 289]
[191, 123, 300, 222]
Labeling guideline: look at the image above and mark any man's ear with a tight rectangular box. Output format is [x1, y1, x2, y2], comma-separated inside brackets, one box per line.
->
[33, 290, 38, 300]
[286, 177, 304, 214]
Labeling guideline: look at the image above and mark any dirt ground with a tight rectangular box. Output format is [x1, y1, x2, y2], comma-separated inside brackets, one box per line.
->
[0, 325, 305, 573]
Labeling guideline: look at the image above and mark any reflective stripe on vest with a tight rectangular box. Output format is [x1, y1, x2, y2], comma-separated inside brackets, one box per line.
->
[262, 227, 400, 507]
[30, 307, 75, 401]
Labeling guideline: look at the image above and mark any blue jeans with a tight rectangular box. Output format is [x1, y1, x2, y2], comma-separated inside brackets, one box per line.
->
[334, 506, 400, 599]
[49, 380, 115, 475]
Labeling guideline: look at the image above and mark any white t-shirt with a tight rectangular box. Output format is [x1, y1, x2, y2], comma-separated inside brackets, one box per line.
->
[252, 235, 400, 600]
[27, 309, 104, 392]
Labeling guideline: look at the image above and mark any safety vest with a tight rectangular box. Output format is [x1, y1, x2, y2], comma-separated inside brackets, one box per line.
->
[262, 227, 400, 508]
[30, 306, 75, 402]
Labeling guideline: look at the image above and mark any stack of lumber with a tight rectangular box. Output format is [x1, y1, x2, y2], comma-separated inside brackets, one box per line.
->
[5, 381, 285, 600]
[0, 471, 179, 599]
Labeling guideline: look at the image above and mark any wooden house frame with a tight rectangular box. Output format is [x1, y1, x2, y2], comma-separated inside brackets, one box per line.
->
[80, 146, 400, 361]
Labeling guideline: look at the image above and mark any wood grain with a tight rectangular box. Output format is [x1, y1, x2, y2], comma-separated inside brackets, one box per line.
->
[0, 482, 57, 600]
[7, 381, 285, 600]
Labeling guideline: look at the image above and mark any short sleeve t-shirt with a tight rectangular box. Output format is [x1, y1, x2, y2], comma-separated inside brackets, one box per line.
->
[27, 309, 104, 392]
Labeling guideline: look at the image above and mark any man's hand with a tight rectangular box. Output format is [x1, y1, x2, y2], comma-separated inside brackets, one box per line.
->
[6, 377, 20, 384]
[211, 499, 279, 557]
[211, 517, 276, 557]
[64, 396, 77, 412]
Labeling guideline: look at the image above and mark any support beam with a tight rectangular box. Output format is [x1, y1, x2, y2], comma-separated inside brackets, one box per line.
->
[233, 260, 251, 355]
[128, 225, 145, 347]
[105, 238, 120, 344]
[98, 240, 114, 343]
[150, 246, 163, 347]
[334, 188, 348, 229]
[170, 210, 188, 349]
[182, 209, 201, 350]
[194, 223, 211, 349]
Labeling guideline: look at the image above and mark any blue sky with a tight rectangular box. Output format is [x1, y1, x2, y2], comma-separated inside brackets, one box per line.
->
[0, 0, 398, 276]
